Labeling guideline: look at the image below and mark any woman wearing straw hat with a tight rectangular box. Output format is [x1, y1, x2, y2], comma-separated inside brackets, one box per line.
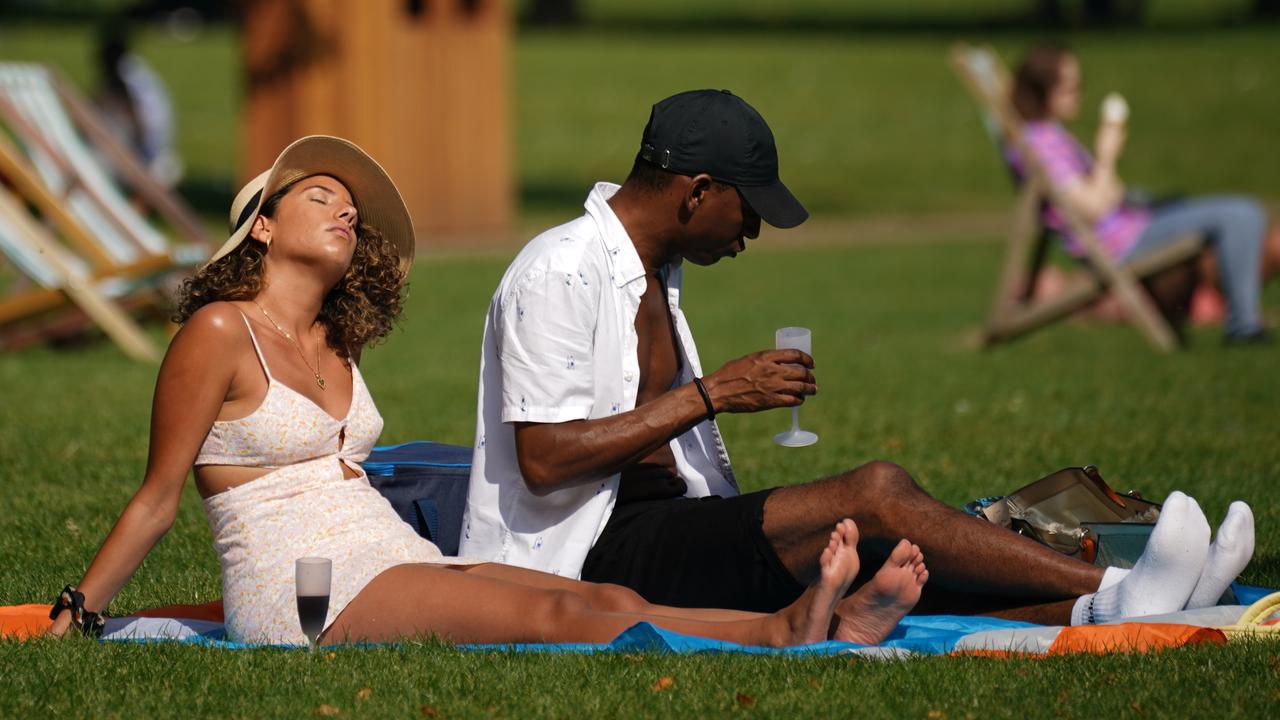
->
[48, 135, 928, 647]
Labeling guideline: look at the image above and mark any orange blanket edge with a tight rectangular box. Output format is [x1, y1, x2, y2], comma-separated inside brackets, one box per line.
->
[0, 604, 54, 641]
[1, 600, 225, 640]
[1047, 622, 1227, 654]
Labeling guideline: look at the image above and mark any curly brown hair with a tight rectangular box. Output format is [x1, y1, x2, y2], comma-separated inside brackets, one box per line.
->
[174, 182, 405, 353]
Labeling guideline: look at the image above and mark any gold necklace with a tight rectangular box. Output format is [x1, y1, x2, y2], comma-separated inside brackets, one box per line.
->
[251, 300, 326, 390]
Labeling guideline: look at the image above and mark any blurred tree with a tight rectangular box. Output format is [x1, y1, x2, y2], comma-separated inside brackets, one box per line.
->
[1256, 0, 1280, 17]
[1036, 0, 1147, 25]
[0, 0, 231, 20]
[524, 0, 578, 26]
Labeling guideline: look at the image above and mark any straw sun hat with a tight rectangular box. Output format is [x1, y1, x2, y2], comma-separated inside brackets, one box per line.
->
[207, 135, 415, 273]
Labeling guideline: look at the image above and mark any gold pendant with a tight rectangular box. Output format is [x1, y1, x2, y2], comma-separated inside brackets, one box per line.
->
[316, 375, 326, 390]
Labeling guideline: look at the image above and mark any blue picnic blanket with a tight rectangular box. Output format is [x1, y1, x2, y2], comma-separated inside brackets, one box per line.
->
[104, 583, 1273, 654]
[109, 613, 1034, 655]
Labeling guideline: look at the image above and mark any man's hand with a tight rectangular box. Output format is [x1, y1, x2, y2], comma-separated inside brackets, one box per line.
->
[702, 349, 816, 414]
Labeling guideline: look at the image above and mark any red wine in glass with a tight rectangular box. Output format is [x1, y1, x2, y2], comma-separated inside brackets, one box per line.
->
[296, 594, 330, 646]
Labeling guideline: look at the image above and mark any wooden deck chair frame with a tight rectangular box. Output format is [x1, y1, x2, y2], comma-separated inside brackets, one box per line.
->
[949, 43, 1202, 353]
[0, 183, 160, 363]
[0, 63, 209, 272]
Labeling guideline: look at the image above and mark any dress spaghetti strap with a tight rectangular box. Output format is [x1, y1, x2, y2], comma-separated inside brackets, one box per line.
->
[237, 311, 274, 382]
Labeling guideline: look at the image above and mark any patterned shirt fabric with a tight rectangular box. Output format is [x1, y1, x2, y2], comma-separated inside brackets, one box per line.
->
[1004, 120, 1151, 259]
[198, 313, 476, 646]
[461, 182, 738, 579]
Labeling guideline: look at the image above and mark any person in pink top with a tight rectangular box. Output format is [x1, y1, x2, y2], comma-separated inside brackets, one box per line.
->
[1006, 44, 1280, 344]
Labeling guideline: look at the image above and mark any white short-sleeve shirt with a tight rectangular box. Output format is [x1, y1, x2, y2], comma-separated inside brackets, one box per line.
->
[460, 183, 738, 577]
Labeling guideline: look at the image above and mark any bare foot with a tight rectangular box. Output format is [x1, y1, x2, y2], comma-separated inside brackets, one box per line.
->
[832, 539, 928, 645]
[777, 519, 861, 646]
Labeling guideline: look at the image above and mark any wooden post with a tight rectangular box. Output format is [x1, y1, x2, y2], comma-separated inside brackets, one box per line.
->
[239, 0, 512, 240]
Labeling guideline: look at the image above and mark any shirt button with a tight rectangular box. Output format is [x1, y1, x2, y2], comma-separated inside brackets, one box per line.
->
[624, 373, 635, 382]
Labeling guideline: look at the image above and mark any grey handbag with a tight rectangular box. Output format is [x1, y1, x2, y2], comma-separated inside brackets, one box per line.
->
[966, 465, 1160, 568]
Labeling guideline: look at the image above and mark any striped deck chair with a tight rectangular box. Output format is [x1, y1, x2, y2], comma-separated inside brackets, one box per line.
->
[0, 183, 160, 362]
[949, 43, 1202, 352]
[0, 62, 209, 274]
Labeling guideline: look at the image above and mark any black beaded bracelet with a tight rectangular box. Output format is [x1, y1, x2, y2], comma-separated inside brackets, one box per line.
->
[692, 377, 716, 422]
[50, 585, 106, 638]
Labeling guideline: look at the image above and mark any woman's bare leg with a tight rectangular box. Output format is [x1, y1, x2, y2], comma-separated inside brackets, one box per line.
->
[461, 562, 765, 622]
[323, 521, 861, 647]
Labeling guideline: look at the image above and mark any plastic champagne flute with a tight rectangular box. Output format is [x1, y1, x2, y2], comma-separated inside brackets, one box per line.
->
[295, 557, 331, 651]
[773, 326, 818, 448]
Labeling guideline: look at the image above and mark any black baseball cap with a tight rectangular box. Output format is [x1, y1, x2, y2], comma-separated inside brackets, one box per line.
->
[638, 89, 809, 229]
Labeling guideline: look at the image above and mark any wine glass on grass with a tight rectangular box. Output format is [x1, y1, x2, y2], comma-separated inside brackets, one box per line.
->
[296, 557, 331, 651]
[773, 326, 818, 448]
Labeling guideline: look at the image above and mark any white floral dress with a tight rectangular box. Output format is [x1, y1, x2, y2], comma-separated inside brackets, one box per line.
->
[196, 314, 476, 645]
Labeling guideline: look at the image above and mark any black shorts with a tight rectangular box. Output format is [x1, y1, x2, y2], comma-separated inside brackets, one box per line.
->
[580, 489, 805, 613]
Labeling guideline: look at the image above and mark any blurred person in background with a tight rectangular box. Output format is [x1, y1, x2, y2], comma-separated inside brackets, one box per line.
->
[1007, 43, 1280, 344]
[93, 19, 183, 188]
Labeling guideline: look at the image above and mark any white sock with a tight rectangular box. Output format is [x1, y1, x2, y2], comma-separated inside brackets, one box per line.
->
[1098, 566, 1129, 591]
[1070, 491, 1209, 625]
[1185, 501, 1255, 609]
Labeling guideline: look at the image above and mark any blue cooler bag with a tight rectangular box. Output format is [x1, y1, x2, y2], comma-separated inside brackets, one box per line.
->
[362, 441, 471, 556]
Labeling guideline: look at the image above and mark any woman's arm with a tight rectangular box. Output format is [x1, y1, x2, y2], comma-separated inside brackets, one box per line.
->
[1061, 122, 1128, 224]
[49, 305, 244, 635]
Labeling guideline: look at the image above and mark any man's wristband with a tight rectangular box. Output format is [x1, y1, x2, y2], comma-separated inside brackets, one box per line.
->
[692, 377, 716, 422]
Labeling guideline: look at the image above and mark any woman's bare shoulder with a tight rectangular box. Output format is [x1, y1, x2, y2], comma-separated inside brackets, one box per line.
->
[181, 301, 249, 338]
[167, 302, 253, 361]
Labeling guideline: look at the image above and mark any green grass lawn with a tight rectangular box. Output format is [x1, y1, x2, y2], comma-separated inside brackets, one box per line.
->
[2, 237, 1278, 717]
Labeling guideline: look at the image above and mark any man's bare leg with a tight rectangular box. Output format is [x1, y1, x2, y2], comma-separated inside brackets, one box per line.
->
[909, 585, 1080, 624]
[762, 461, 1106, 618]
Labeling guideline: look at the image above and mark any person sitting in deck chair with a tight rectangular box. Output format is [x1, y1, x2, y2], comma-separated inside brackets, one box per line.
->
[1006, 44, 1280, 344]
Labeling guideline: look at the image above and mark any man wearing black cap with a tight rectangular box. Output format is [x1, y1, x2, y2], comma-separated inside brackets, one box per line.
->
[461, 90, 1127, 621]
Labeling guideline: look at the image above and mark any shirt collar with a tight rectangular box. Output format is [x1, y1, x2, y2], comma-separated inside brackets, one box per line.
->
[585, 182, 650, 288]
